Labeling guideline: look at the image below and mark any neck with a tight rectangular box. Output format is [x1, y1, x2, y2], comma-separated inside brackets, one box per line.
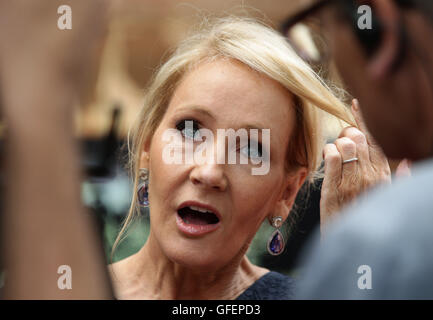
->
[120, 233, 266, 300]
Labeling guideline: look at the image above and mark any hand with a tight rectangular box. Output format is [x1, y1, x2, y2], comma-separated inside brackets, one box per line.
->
[320, 99, 393, 234]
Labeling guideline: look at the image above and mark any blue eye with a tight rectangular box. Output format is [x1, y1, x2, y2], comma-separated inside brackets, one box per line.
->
[176, 119, 202, 141]
[240, 141, 262, 159]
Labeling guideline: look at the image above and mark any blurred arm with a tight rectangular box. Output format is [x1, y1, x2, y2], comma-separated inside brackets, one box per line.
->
[0, 0, 113, 299]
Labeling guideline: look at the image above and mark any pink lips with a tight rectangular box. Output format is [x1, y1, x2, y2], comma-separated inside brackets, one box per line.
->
[176, 201, 222, 236]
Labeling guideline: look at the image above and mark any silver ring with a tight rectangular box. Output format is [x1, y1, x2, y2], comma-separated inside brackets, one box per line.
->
[342, 157, 358, 164]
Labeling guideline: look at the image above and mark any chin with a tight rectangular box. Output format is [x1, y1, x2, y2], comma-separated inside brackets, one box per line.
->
[169, 252, 224, 271]
[164, 241, 230, 271]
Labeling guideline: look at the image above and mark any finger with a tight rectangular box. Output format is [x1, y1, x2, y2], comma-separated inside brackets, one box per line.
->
[334, 137, 358, 181]
[322, 143, 342, 192]
[395, 158, 412, 178]
[338, 126, 370, 170]
[351, 99, 374, 143]
[352, 99, 388, 167]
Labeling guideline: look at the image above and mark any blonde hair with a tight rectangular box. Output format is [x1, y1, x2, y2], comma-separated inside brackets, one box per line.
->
[111, 16, 354, 258]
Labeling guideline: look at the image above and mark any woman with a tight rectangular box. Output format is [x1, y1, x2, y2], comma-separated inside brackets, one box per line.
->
[107, 16, 391, 300]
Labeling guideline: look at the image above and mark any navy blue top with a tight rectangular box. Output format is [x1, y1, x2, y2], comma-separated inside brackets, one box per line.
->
[236, 271, 296, 300]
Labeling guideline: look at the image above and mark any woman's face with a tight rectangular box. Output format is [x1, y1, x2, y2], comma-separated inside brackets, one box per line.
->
[142, 59, 304, 270]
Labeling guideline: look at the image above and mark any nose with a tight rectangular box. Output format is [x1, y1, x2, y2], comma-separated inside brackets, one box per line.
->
[189, 163, 227, 191]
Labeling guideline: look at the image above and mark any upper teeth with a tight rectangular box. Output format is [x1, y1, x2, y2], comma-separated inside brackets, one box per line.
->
[188, 206, 214, 214]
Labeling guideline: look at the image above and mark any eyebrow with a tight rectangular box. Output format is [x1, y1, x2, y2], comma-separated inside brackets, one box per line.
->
[176, 105, 216, 120]
[176, 105, 269, 131]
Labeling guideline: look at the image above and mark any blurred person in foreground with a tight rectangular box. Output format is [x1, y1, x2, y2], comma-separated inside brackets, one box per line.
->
[282, 0, 433, 299]
[0, 0, 113, 299]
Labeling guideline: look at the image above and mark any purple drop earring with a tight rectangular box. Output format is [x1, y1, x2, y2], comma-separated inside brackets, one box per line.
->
[267, 216, 285, 256]
[137, 168, 149, 207]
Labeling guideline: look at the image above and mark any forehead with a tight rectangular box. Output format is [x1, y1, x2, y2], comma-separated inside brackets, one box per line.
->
[167, 59, 295, 140]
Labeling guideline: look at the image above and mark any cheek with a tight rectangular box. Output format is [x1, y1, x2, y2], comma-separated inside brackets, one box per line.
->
[147, 133, 181, 207]
[231, 173, 281, 224]
[226, 175, 281, 248]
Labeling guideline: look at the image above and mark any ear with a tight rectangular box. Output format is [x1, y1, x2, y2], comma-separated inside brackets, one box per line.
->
[271, 167, 308, 223]
[367, 0, 401, 78]
[139, 140, 151, 169]
[139, 151, 150, 169]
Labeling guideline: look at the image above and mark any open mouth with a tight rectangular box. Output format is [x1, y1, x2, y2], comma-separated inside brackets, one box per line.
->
[177, 206, 220, 225]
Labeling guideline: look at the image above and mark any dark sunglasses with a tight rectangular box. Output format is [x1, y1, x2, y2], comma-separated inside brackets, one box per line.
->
[281, 0, 342, 64]
[281, 0, 415, 64]
[281, 0, 336, 36]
